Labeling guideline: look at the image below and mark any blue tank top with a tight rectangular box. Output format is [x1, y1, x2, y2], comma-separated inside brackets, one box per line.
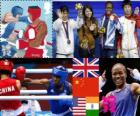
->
[110, 84, 138, 116]
[46, 79, 71, 114]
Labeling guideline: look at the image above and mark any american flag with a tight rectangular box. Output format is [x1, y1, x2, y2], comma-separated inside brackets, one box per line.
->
[73, 58, 99, 78]
[72, 97, 86, 116]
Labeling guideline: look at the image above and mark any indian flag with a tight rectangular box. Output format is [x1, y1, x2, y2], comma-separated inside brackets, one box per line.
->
[86, 97, 99, 116]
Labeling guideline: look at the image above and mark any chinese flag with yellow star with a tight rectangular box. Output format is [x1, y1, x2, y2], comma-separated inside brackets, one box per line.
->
[72, 78, 99, 97]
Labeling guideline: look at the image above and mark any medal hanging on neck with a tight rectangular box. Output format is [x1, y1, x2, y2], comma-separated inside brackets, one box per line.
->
[62, 21, 71, 44]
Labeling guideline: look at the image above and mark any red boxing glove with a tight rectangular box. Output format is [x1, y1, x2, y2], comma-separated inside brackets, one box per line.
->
[16, 66, 26, 81]
[17, 40, 28, 49]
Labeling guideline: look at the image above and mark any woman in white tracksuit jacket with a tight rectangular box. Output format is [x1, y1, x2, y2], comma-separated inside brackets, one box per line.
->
[118, 0, 139, 58]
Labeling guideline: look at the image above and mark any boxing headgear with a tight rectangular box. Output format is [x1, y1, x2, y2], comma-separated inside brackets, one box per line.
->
[16, 66, 26, 81]
[28, 6, 41, 21]
[11, 6, 23, 17]
[52, 66, 68, 84]
[0, 60, 14, 73]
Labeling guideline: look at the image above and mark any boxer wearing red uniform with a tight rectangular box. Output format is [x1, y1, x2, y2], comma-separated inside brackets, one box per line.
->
[16, 66, 26, 82]
[18, 6, 47, 58]
[0, 60, 25, 116]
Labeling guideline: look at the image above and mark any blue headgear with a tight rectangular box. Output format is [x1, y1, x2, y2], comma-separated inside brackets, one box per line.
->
[52, 66, 68, 84]
[11, 6, 23, 17]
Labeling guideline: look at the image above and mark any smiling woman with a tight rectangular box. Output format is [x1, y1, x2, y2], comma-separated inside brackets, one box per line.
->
[99, 58, 140, 116]
[111, 63, 127, 89]
[78, 4, 98, 57]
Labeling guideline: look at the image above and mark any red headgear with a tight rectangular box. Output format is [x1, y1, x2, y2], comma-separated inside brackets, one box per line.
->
[28, 6, 41, 21]
[16, 66, 26, 81]
[0, 60, 14, 73]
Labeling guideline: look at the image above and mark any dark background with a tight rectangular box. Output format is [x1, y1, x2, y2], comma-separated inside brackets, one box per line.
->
[99, 58, 140, 116]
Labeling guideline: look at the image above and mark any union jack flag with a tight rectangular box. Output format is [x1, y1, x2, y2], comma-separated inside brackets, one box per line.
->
[73, 58, 99, 78]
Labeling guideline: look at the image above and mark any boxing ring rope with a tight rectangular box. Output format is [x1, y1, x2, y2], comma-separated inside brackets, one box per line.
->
[20, 90, 48, 94]
[0, 96, 73, 100]
[17, 69, 72, 94]
[0, 69, 73, 100]
[13, 69, 73, 73]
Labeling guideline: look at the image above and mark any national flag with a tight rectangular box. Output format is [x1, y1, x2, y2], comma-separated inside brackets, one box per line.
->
[72, 97, 99, 116]
[86, 97, 99, 116]
[73, 58, 99, 78]
[72, 78, 99, 97]
[72, 97, 86, 116]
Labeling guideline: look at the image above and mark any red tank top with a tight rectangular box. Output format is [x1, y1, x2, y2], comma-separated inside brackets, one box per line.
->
[24, 21, 46, 46]
[134, 14, 140, 28]
[0, 78, 22, 110]
[136, 16, 140, 28]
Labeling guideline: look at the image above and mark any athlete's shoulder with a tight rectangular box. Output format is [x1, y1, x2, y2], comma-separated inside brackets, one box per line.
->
[120, 16, 125, 18]
[64, 81, 72, 94]
[54, 18, 62, 23]
[69, 18, 76, 24]
[37, 20, 47, 30]
[64, 81, 71, 87]
[106, 91, 113, 97]
[131, 83, 140, 91]
[8, 77, 16, 81]
[16, 79, 21, 90]
[39, 20, 47, 25]
[119, 16, 125, 20]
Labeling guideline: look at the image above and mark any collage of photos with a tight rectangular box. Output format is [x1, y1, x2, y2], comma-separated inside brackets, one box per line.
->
[0, 0, 140, 116]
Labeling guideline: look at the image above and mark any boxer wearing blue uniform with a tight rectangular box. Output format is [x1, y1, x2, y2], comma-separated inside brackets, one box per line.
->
[26, 66, 72, 116]
[99, 63, 140, 116]
[2, 6, 23, 38]
[1, 6, 23, 57]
